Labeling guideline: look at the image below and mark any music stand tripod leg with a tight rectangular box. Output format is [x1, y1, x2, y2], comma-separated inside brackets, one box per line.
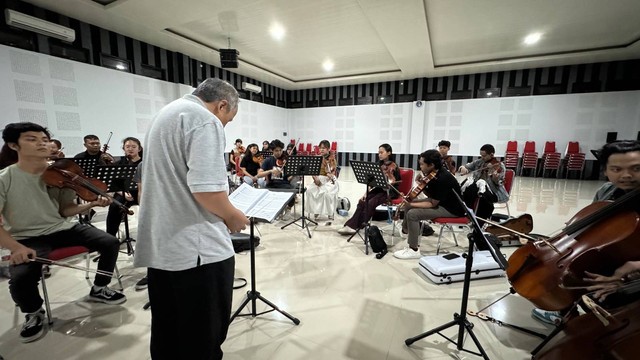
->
[231, 218, 300, 325]
[281, 188, 317, 238]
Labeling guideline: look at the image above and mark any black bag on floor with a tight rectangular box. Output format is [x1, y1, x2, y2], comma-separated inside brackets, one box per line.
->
[367, 225, 388, 259]
[231, 233, 260, 253]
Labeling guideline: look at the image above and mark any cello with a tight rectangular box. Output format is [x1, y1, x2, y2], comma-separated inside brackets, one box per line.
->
[507, 187, 640, 311]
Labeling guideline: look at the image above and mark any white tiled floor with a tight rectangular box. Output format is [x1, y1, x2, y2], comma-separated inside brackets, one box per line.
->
[0, 169, 604, 359]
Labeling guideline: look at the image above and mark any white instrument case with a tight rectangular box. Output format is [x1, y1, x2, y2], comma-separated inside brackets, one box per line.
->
[418, 251, 505, 284]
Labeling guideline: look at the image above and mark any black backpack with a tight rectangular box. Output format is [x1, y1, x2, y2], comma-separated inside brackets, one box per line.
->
[231, 233, 260, 253]
[367, 225, 388, 259]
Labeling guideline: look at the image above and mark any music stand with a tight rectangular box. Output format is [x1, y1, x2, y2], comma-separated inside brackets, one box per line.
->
[69, 158, 99, 224]
[405, 189, 508, 359]
[281, 155, 323, 238]
[231, 191, 300, 325]
[347, 160, 390, 255]
[95, 164, 138, 256]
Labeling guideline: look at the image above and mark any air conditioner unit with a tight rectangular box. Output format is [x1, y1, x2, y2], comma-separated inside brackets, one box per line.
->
[5, 9, 76, 43]
[242, 82, 262, 94]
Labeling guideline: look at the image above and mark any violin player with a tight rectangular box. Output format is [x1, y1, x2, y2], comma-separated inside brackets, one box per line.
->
[0, 122, 126, 343]
[438, 140, 456, 173]
[74, 134, 115, 165]
[239, 143, 265, 188]
[532, 140, 640, 325]
[306, 140, 339, 221]
[257, 139, 296, 218]
[226, 138, 245, 172]
[393, 150, 466, 260]
[458, 144, 509, 227]
[338, 143, 401, 235]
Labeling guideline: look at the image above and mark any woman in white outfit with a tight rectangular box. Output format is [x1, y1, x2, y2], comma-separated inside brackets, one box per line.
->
[306, 140, 339, 220]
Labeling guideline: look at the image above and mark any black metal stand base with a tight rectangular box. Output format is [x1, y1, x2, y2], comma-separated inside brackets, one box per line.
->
[281, 187, 317, 238]
[405, 312, 489, 359]
[121, 213, 135, 256]
[232, 218, 300, 326]
[347, 223, 370, 255]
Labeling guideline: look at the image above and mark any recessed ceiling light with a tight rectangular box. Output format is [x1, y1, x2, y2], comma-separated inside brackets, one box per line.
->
[269, 23, 285, 40]
[323, 60, 334, 71]
[115, 64, 126, 70]
[524, 33, 542, 45]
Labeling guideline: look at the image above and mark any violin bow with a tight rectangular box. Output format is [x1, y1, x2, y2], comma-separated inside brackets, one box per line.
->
[477, 216, 560, 254]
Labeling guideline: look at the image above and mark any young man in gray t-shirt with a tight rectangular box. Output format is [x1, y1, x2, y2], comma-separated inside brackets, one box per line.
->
[134, 78, 248, 360]
[0, 122, 126, 344]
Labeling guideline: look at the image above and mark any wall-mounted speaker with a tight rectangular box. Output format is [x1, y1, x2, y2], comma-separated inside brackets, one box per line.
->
[606, 132, 617, 143]
[220, 49, 238, 68]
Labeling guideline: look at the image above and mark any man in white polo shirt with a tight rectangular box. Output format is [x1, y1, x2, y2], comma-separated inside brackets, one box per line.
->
[135, 78, 249, 360]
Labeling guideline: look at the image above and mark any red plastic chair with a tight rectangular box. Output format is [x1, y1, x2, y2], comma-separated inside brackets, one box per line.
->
[566, 142, 580, 155]
[541, 142, 561, 178]
[566, 153, 586, 179]
[506, 141, 518, 153]
[520, 141, 538, 176]
[389, 168, 414, 236]
[504, 141, 519, 170]
[40, 246, 123, 324]
[495, 169, 515, 216]
[330, 141, 337, 156]
[297, 142, 305, 154]
[313, 145, 319, 155]
[429, 217, 464, 254]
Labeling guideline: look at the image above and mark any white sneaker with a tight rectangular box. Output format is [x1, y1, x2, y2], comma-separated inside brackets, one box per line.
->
[393, 247, 421, 260]
[338, 226, 356, 235]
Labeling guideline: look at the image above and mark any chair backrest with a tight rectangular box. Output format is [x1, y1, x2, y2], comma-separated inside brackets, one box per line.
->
[305, 143, 312, 152]
[297, 142, 305, 152]
[397, 168, 414, 195]
[331, 141, 337, 151]
[524, 141, 536, 153]
[566, 141, 580, 155]
[313, 145, 319, 155]
[235, 156, 242, 175]
[506, 141, 518, 152]
[503, 169, 515, 195]
[543, 141, 556, 154]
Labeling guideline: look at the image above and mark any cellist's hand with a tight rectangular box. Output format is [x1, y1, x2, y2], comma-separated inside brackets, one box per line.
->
[583, 271, 623, 302]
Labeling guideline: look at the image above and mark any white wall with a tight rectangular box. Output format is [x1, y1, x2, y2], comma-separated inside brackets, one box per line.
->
[2, 44, 639, 160]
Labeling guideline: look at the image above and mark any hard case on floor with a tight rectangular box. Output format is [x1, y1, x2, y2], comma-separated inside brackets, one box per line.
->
[418, 250, 505, 284]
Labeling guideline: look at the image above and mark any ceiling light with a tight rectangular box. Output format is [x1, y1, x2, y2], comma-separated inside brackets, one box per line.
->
[269, 23, 285, 40]
[524, 33, 542, 45]
[323, 60, 334, 72]
[486, 92, 493, 96]
[115, 64, 126, 70]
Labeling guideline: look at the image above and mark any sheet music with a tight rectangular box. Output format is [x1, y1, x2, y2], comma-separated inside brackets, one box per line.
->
[228, 184, 266, 214]
[229, 183, 294, 222]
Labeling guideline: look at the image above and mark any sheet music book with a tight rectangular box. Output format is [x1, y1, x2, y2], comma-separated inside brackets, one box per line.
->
[229, 183, 294, 222]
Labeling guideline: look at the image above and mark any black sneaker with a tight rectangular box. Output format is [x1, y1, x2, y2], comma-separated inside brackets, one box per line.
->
[89, 286, 127, 305]
[135, 276, 148, 291]
[20, 309, 45, 343]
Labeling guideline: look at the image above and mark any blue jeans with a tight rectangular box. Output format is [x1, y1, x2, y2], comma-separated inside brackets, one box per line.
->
[243, 176, 266, 188]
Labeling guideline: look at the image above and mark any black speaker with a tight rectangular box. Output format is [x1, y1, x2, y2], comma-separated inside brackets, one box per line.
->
[637, 131, 640, 141]
[606, 132, 617, 143]
[220, 49, 239, 68]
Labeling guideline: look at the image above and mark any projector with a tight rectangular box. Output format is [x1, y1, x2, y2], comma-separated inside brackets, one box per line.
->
[242, 82, 262, 94]
[220, 49, 238, 68]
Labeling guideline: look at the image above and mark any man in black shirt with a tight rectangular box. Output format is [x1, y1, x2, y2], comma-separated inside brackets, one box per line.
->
[394, 149, 465, 260]
[74, 134, 114, 165]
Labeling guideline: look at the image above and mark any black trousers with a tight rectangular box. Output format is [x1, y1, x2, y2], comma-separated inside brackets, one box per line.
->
[105, 193, 136, 236]
[147, 256, 235, 360]
[9, 224, 120, 313]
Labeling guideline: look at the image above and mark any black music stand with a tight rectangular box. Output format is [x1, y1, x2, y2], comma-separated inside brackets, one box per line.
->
[405, 190, 509, 360]
[230, 191, 300, 325]
[347, 160, 389, 255]
[95, 164, 138, 256]
[281, 155, 323, 238]
[70, 158, 98, 224]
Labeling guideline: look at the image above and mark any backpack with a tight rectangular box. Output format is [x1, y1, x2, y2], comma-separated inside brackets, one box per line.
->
[367, 225, 388, 259]
[231, 233, 260, 253]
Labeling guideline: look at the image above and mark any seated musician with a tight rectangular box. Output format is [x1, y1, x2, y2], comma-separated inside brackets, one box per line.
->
[0, 122, 126, 343]
[48, 139, 65, 159]
[458, 144, 508, 225]
[239, 143, 266, 188]
[74, 134, 115, 165]
[106, 137, 143, 237]
[438, 140, 456, 173]
[393, 150, 466, 260]
[257, 139, 295, 218]
[338, 144, 401, 235]
[286, 142, 298, 156]
[227, 138, 245, 172]
[261, 140, 271, 152]
[533, 140, 640, 324]
[306, 140, 339, 221]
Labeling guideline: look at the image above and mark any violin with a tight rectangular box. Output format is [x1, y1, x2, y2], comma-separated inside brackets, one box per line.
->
[507, 187, 640, 311]
[393, 170, 437, 220]
[321, 153, 337, 184]
[42, 159, 133, 215]
[252, 154, 264, 165]
[381, 161, 398, 184]
[442, 155, 456, 173]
